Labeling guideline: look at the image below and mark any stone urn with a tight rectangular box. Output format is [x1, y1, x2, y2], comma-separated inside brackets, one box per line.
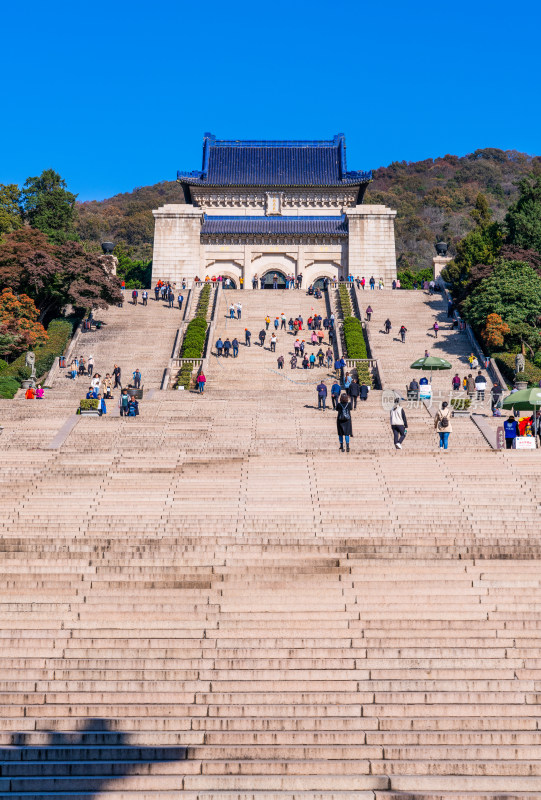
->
[101, 241, 115, 254]
[515, 380, 528, 390]
[435, 241, 448, 256]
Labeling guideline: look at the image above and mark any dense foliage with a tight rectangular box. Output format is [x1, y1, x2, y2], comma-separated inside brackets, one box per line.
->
[396, 266, 433, 289]
[0, 184, 23, 236]
[0, 228, 122, 323]
[0, 288, 48, 359]
[342, 316, 368, 359]
[179, 284, 212, 358]
[21, 169, 79, 245]
[0, 318, 73, 397]
[495, 352, 541, 388]
[114, 243, 152, 289]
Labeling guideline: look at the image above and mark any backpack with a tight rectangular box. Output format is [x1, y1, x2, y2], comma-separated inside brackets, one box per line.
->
[440, 415, 449, 428]
[337, 404, 351, 423]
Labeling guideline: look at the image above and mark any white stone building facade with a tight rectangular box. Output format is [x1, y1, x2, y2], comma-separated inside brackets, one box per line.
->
[152, 134, 397, 288]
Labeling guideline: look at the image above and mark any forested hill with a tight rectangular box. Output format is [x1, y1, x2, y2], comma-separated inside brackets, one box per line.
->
[75, 148, 540, 267]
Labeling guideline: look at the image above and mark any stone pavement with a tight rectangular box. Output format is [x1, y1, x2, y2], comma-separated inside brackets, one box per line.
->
[0, 289, 540, 799]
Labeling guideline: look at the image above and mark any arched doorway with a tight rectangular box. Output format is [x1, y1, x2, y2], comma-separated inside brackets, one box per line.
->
[222, 276, 237, 289]
[261, 270, 287, 289]
[313, 276, 331, 290]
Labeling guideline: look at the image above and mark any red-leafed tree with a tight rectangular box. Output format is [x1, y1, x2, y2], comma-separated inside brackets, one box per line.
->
[0, 288, 48, 358]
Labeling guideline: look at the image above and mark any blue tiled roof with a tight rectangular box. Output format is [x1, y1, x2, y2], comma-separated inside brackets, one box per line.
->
[200, 215, 348, 237]
[178, 133, 371, 188]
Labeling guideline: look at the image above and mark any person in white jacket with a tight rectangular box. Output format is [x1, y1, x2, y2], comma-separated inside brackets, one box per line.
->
[390, 399, 408, 449]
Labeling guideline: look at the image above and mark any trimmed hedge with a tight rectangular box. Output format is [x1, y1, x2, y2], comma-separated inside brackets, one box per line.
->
[0, 319, 73, 398]
[0, 359, 8, 374]
[338, 285, 353, 317]
[451, 397, 472, 411]
[0, 377, 22, 399]
[495, 352, 541, 388]
[80, 398, 99, 411]
[343, 316, 368, 359]
[174, 363, 194, 390]
[195, 284, 212, 319]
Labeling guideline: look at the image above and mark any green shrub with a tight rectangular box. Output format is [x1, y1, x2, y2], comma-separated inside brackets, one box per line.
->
[338, 286, 353, 317]
[0, 376, 21, 399]
[2, 319, 73, 387]
[342, 316, 368, 359]
[174, 363, 194, 390]
[495, 352, 541, 388]
[79, 398, 99, 411]
[397, 266, 433, 289]
[0, 359, 8, 374]
[451, 397, 472, 410]
[195, 284, 212, 319]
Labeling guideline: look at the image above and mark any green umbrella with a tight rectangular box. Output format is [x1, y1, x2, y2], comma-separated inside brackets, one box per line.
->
[410, 356, 453, 371]
[502, 387, 541, 411]
[502, 387, 541, 446]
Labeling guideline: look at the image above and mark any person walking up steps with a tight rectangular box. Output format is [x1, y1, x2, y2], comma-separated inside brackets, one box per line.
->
[433, 321, 439, 338]
[317, 380, 327, 410]
[390, 398, 408, 450]
[197, 371, 206, 393]
[366, 305, 373, 322]
[434, 401, 452, 450]
[245, 329, 251, 347]
[399, 324, 407, 343]
[277, 355, 284, 369]
[270, 334, 277, 353]
[232, 338, 239, 358]
[259, 330, 266, 347]
[336, 393, 353, 452]
[236, 302, 242, 319]
[113, 364, 121, 389]
[265, 315, 270, 330]
[280, 312, 286, 330]
[331, 381, 341, 409]
[384, 318, 392, 335]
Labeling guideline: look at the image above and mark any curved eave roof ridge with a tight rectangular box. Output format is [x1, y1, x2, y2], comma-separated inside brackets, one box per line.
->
[178, 175, 372, 187]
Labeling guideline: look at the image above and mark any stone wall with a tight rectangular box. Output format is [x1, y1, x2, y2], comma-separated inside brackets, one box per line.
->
[345, 205, 397, 286]
[152, 205, 203, 286]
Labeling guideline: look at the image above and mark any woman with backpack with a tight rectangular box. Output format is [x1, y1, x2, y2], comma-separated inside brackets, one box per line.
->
[434, 401, 452, 450]
[336, 392, 353, 452]
[119, 389, 129, 417]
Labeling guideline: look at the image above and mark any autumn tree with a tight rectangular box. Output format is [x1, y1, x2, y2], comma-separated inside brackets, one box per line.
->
[481, 313, 510, 349]
[0, 288, 48, 359]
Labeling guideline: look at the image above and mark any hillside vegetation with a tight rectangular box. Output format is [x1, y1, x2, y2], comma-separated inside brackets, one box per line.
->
[75, 148, 540, 266]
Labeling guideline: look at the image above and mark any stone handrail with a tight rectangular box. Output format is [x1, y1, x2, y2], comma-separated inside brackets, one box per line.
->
[161, 285, 199, 389]
[350, 283, 385, 389]
[202, 284, 222, 371]
[324, 289, 343, 362]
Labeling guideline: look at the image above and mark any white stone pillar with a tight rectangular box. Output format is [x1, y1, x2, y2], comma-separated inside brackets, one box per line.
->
[433, 255, 453, 281]
[345, 205, 397, 286]
[151, 204, 203, 286]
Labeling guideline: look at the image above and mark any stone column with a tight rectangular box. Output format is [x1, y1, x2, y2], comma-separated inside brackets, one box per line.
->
[433, 255, 452, 282]
[346, 205, 397, 285]
[151, 204, 203, 286]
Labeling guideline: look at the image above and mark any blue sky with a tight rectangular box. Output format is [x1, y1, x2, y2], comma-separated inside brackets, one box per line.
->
[2, 0, 540, 201]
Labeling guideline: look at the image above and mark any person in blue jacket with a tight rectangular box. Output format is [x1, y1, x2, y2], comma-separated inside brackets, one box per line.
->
[331, 381, 341, 410]
[504, 416, 518, 449]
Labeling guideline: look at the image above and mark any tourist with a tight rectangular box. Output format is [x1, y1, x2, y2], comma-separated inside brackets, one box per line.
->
[390, 398, 408, 449]
[429, 280, 435, 295]
[119, 389, 129, 417]
[466, 374, 476, 399]
[215, 337, 224, 356]
[433, 321, 439, 338]
[232, 338, 239, 358]
[317, 329, 325, 346]
[317, 380, 327, 410]
[384, 318, 392, 334]
[288, 317, 294, 331]
[154, 285, 160, 301]
[103, 375, 113, 398]
[25, 386, 35, 399]
[336, 392, 353, 452]
[142, 290, 148, 306]
[369, 276, 375, 289]
[86, 387, 95, 400]
[290, 354, 297, 369]
[274, 317, 279, 330]
[471, 356, 479, 370]
[277, 355, 284, 369]
[326, 348, 333, 368]
[259, 330, 266, 347]
[197, 372, 206, 393]
[336, 357, 346, 385]
[504, 415, 518, 448]
[491, 381, 503, 414]
[424, 350, 430, 358]
[97, 393, 107, 416]
[236, 302, 242, 319]
[132, 289, 138, 305]
[265, 315, 271, 330]
[331, 381, 341, 409]
[311, 331, 318, 346]
[229, 304, 235, 319]
[177, 293, 183, 310]
[396, 279, 401, 289]
[294, 339, 301, 356]
[223, 338, 231, 357]
[35, 384, 44, 399]
[392, 279, 396, 290]
[399, 324, 407, 343]
[273, 274, 278, 289]
[378, 278, 384, 290]
[475, 370, 487, 400]
[447, 300, 454, 318]
[360, 383, 369, 401]
[361, 277, 366, 290]
[302, 355, 309, 369]
[127, 395, 139, 418]
[309, 352, 315, 368]
[452, 373, 461, 391]
[113, 364, 121, 389]
[344, 371, 352, 391]
[270, 334, 277, 353]
[70, 358, 78, 380]
[434, 401, 452, 450]
[86, 355, 93, 377]
[133, 369, 142, 389]
[317, 349, 324, 367]
[91, 373, 101, 394]
[366, 305, 373, 321]
[349, 378, 360, 409]
[78, 356, 86, 376]
[245, 329, 251, 347]
[299, 340, 305, 356]
[297, 272, 303, 288]
[252, 274, 258, 290]
[260, 276, 265, 289]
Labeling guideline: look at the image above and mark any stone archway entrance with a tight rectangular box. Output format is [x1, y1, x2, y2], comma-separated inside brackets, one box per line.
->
[313, 276, 330, 290]
[222, 276, 237, 289]
[261, 270, 287, 289]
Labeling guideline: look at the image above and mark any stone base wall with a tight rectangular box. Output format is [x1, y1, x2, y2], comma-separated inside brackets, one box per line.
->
[151, 203, 397, 288]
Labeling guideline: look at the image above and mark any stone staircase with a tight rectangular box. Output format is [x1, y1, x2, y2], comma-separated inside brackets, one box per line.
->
[0, 287, 540, 799]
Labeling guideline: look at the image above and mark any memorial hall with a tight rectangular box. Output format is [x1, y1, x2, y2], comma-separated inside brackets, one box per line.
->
[152, 133, 397, 288]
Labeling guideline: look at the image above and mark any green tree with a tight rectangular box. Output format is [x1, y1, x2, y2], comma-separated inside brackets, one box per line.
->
[462, 259, 541, 351]
[505, 177, 541, 253]
[441, 193, 502, 292]
[114, 243, 152, 289]
[0, 184, 23, 237]
[21, 169, 79, 245]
